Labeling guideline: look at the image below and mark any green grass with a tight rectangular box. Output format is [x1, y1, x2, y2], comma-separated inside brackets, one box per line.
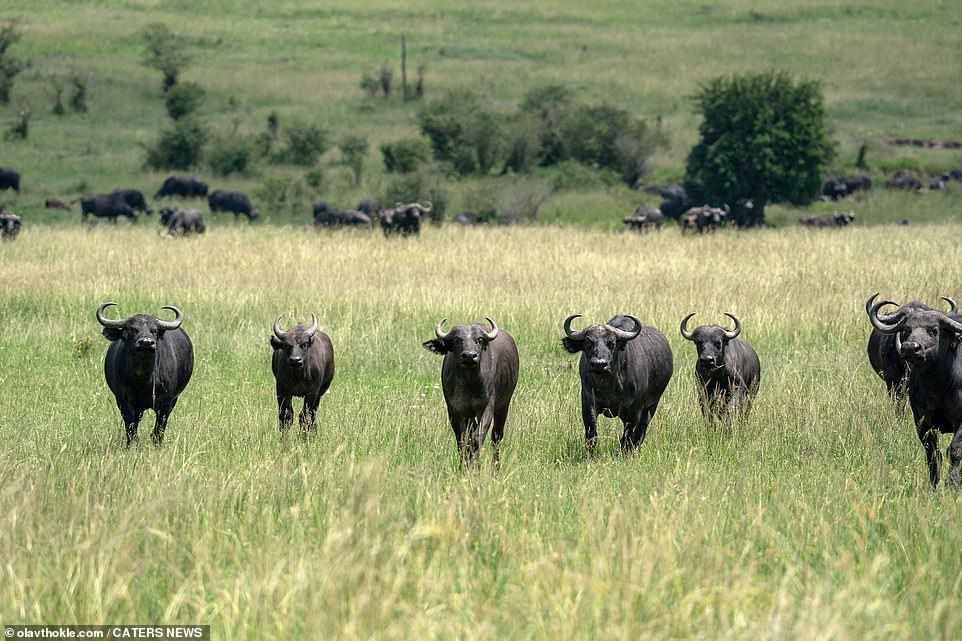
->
[2, 222, 962, 638]
[2, 0, 962, 228]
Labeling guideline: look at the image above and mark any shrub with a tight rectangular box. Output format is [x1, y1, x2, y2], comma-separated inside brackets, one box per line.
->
[278, 123, 329, 166]
[339, 134, 369, 186]
[142, 23, 191, 92]
[50, 77, 66, 116]
[684, 70, 835, 227]
[144, 118, 208, 170]
[4, 105, 30, 141]
[165, 82, 205, 120]
[520, 84, 575, 166]
[417, 90, 506, 176]
[207, 135, 254, 176]
[0, 20, 29, 105]
[501, 114, 542, 174]
[380, 137, 431, 173]
[359, 71, 379, 98]
[69, 74, 88, 113]
[378, 63, 393, 97]
[465, 177, 553, 224]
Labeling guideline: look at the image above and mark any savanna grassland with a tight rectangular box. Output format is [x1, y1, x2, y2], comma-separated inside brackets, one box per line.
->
[2, 223, 962, 640]
[1, 0, 962, 226]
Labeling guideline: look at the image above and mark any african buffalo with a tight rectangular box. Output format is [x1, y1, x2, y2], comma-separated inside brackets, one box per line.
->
[81, 194, 137, 222]
[0, 209, 22, 240]
[356, 198, 380, 217]
[867, 293, 962, 488]
[312, 201, 371, 228]
[821, 175, 871, 200]
[799, 212, 856, 228]
[680, 313, 761, 422]
[159, 207, 206, 236]
[111, 189, 152, 214]
[885, 170, 922, 191]
[208, 190, 258, 221]
[623, 206, 664, 233]
[45, 198, 72, 210]
[270, 314, 335, 433]
[380, 201, 430, 237]
[680, 205, 728, 233]
[155, 175, 209, 199]
[423, 318, 519, 466]
[0, 167, 20, 193]
[562, 314, 673, 452]
[865, 295, 957, 404]
[652, 184, 691, 219]
[96, 302, 194, 446]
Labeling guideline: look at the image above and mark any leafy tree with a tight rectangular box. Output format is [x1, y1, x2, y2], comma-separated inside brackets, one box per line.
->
[417, 90, 506, 176]
[165, 82, 205, 120]
[144, 118, 208, 170]
[380, 137, 430, 174]
[0, 20, 29, 105]
[142, 23, 191, 92]
[684, 71, 835, 227]
[339, 134, 369, 185]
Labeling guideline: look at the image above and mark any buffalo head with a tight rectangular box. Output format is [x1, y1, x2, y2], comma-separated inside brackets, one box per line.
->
[423, 318, 499, 368]
[96, 302, 183, 352]
[680, 313, 741, 370]
[562, 314, 642, 373]
[867, 293, 962, 366]
[270, 314, 318, 369]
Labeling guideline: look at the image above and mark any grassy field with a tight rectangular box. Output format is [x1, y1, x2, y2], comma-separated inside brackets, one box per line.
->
[2, 221, 962, 639]
[2, 0, 962, 227]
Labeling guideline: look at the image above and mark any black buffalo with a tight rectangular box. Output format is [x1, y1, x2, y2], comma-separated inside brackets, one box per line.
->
[680, 205, 728, 233]
[0, 209, 22, 240]
[0, 167, 21, 193]
[45, 198, 72, 210]
[885, 170, 922, 191]
[270, 315, 335, 432]
[312, 201, 371, 228]
[96, 302, 194, 445]
[821, 175, 872, 200]
[799, 212, 856, 228]
[680, 313, 761, 422]
[356, 198, 380, 217]
[159, 207, 206, 236]
[867, 294, 962, 487]
[562, 314, 674, 452]
[155, 175, 209, 199]
[423, 318, 519, 466]
[650, 184, 691, 219]
[81, 194, 137, 222]
[865, 295, 957, 404]
[208, 190, 259, 221]
[623, 206, 664, 233]
[111, 189, 152, 214]
[380, 202, 431, 237]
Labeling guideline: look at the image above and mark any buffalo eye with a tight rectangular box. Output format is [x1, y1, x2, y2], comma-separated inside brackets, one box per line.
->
[715, 340, 723, 349]
[928, 327, 938, 337]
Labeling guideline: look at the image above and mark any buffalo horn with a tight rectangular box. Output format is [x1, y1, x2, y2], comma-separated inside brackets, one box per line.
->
[157, 305, 184, 331]
[942, 297, 958, 315]
[866, 293, 905, 334]
[939, 312, 962, 334]
[482, 317, 499, 341]
[680, 313, 696, 341]
[605, 315, 642, 341]
[435, 319, 455, 341]
[563, 314, 587, 341]
[272, 315, 288, 341]
[304, 313, 318, 339]
[95, 302, 125, 328]
[722, 313, 741, 340]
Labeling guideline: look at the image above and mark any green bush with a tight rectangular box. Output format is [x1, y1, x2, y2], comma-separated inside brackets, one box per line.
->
[142, 23, 191, 92]
[207, 135, 254, 176]
[0, 21, 29, 105]
[417, 90, 506, 176]
[380, 137, 431, 173]
[501, 114, 542, 174]
[339, 134, 369, 185]
[165, 82, 205, 120]
[520, 84, 575, 166]
[144, 118, 208, 170]
[278, 123, 329, 166]
[69, 74, 88, 113]
[685, 70, 835, 227]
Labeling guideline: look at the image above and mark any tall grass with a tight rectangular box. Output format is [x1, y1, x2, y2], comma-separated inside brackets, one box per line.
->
[1, 223, 961, 639]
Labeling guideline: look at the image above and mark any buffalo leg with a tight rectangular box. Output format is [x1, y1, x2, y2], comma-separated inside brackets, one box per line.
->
[948, 426, 962, 489]
[300, 392, 321, 433]
[448, 412, 468, 467]
[458, 418, 482, 467]
[119, 402, 144, 446]
[622, 405, 656, 452]
[277, 394, 294, 431]
[917, 423, 942, 488]
[152, 397, 177, 445]
[491, 407, 509, 469]
[581, 392, 598, 453]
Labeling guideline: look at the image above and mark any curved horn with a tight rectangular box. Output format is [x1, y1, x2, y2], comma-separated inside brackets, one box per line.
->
[157, 305, 183, 331]
[680, 312, 696, 341]
[722, 313, 741, 340]
[939, 312, 962, 334]
[865, 292, 900, 324]
[482, 317, 499, 341]
[435, 318, 454, 341]
[866, 293, 905, 334]
[304, 313, 318, 339]
[941, 296, 958, 315]
[563, 314, 587, 341]
[272, 315, 288, 341]
[420, 201, 433, 212]
[605, 315, 642, 341]
[96, 302, 125, 328]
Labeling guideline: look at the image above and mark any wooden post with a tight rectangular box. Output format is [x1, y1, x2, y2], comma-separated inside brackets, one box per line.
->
[401, 34, 409, 101]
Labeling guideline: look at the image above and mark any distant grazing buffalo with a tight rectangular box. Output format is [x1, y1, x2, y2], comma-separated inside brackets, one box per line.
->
[680, 205, 728, 233]
[0, 209, 22, 240]
[356, 198, 381, 217]
[821, 175, 871, 200]
[562, 314, 673, 452]
[159, 207, 206, 236]
[799, 212, 856, 228]
[270, 314, 335, 433]
[885, 170, 922, 191]
[423, 318, 519, 466]
[155, 175, 209, 199]
[208, 190, 258, 221]
[680, 313, 761, 422]
[650, 184, 690, 219]
[623, 206, 664, 233]
[111, 189, 152, 214]
[312, 201, 371, 228]
[81, 193, 137, 222]
[45, 198, 72, 210]
[380, 202, 431, 237]
[96, 302, 194, 446]
[0, 167, 20, 193]
[867, 293, 962, 488]
[865, 294, 957, 404]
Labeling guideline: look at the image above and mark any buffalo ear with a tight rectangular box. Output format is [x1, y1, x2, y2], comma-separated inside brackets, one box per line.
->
[422, 339, 448, 355]
[270, 335, 285, 350]
[101, 327, 123, 342]
[561, 337, 583, 354]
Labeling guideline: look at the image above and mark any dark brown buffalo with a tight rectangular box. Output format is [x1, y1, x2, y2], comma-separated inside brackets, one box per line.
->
[563, 314, 673, 452]
[208, 190, 258, 221]
[680, 313, 761, 422]
[799, 212, 856, 228]
[45, 198, 73, 210]
[81, 194, 137, 222]
[865, 295, 957, 404]
[155, 175, 209, 199]
[312, 202, 371, 228]
[0, 209, 22, 240]
[380, 202, 431, 237]
[0, 167, 20, 193]
[821, 175, 871, 200]
[111, 189, 152, 214]
[96, 303, 194, 446]
[159, 207, 206, 236]
[680, 205, 728, 233]
[270, 315, 335, 433]
[868, 294, 962, 488]
[422, 318, 519, 467]
[623, 206, 664, 233]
